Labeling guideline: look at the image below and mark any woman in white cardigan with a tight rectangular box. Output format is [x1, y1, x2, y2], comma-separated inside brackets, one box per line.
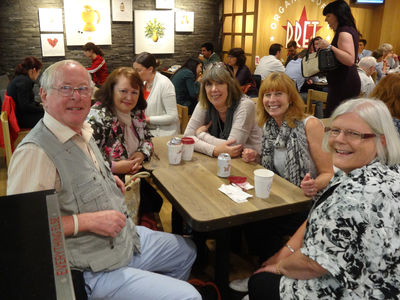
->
[133, 52, 180, 136]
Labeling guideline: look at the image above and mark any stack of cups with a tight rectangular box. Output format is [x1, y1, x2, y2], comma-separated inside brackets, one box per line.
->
[181, 137, 195, 161]
[254, 169, 274, 199]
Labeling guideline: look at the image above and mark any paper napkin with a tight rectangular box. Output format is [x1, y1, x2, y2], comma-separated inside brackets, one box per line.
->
[218, 184, 252, 203]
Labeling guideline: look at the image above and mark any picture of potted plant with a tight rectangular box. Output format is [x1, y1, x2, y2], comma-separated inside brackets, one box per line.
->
[145, 18, 165, 42]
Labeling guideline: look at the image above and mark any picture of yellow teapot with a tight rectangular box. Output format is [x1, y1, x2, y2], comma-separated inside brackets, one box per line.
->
[81, 5, 100, 32]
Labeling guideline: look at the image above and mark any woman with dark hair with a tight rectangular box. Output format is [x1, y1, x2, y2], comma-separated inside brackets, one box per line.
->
[87, 67, 163, 221]
[227, 47, 257, 96]
[83, 42, 108, 86]
[6, 56, 44, 128]
[171, 57, 202, 114]
[133, 52, 180, 136]
[315, 0, 361, 117]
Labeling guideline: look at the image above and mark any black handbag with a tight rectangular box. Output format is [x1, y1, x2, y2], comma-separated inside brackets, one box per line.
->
[301, 48, 338, 77]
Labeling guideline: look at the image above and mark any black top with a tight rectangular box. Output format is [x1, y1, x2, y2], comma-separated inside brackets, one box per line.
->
[325, 26, 361, 117]
[6, 74, 44, 128]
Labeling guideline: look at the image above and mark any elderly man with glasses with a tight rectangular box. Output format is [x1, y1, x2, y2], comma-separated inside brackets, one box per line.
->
[7, 60, 201, 300]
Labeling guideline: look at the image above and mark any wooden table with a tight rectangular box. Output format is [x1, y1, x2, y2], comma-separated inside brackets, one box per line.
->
[144, 136, 311, 296]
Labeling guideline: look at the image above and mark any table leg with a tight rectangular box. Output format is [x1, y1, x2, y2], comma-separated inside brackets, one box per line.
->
[215, 229, 230, 298]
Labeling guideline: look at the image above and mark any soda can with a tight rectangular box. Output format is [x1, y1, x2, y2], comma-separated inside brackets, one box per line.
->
[217, 153, 231, 177]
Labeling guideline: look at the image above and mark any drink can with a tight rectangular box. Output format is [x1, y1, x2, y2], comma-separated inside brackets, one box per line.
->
[217, 153, 231, 177]
[170, 137, 182, 145]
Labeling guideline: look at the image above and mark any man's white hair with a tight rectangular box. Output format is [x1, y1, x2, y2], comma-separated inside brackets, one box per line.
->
[359, 56, 377, 70]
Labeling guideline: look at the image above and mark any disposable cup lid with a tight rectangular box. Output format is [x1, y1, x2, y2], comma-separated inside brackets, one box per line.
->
[182, 137, 195, 144]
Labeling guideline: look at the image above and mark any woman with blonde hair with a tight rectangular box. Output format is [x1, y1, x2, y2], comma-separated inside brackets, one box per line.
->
[369, 73, 400, 133]
[230, 72, 333, 294]
[184, 62, 261, 157]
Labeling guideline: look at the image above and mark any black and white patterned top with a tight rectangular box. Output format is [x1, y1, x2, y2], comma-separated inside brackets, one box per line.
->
[280, 160, 400, 299]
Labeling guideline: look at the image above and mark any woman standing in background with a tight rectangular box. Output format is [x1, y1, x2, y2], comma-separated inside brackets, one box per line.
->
[83, 42, 108, 86]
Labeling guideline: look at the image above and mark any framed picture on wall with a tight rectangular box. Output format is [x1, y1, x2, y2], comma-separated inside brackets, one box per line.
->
[40, 34, 65, 57]
[155, 0, 174, 9]
[175, 11, 194, 32]
[38, 8, 63, 32]
[112, 0, 132, 22]
[64, 0, 112, 45]
[134, 10, 174, 54]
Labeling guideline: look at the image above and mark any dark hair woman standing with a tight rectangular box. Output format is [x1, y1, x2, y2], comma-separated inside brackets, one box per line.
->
[83, 42, 108, 86]
[315, 0, 361, 117]
[6, 56, 44, 128]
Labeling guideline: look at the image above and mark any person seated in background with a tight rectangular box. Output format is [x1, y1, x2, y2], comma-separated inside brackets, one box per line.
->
[372, 48, 387, 82]
[199, 42, 221, 71]
[254, 43, 285, 80]
[380, 43, 399, 70]
[226, 47, 258, 97]
[285, 49, 308, 91]
[284, 40, 298, 67]
[83, 42, 108, 86]
[247, 98, 400, 300]
[184, 62, 262, 158]
[357, 56, 376, 97]
[171, 58, 202, 114]
[357, 39, 372, 60]
[7, 60, 201, 300]
[87, 67, 163, 226]
[230, 72, 333, 295]
[6, 56, 44, 128]
[133, 52, 180, 136]
[369, 73, 400, 133]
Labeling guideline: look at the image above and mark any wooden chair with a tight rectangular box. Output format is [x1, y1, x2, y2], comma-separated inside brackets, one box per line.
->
[1, 111, 12, 167]
[177, 104, 189, 134]
[305, 89, 328, 116]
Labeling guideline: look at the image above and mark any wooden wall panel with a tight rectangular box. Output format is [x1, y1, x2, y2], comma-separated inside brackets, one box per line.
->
[378, 0, 400, 52]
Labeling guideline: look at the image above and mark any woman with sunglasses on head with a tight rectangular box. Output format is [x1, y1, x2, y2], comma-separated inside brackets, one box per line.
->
[183, 62, 262, 158]
[230, 72, 333, 296]
[6, 56, 44, 128]
[133, 52, 180, 136]
[87, 67, 162, 224]
[247, 98, 400, 299]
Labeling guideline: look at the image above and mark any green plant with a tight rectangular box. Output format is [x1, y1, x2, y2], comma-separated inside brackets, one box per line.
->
[144, 18, 165, 42]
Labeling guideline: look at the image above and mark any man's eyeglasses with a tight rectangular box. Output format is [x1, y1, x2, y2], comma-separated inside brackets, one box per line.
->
[325, 127, 376, 141]
[52, 85, 92, 97]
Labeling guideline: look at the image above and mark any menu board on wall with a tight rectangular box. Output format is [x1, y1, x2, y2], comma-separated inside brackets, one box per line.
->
[64, 0, 112, 45]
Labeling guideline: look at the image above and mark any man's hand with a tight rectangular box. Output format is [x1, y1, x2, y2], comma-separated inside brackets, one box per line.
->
[83, 210, 127, 238]
[113, 175, 125, 195]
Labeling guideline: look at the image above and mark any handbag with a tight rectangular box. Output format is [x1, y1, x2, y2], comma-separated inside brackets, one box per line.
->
[301, 48, 338, 77]
[124, 171, 151, 224]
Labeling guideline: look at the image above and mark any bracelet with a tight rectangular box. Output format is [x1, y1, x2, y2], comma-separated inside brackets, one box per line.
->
[286, 244, 295, 253]
[276, 261, 282, 275]
[327, 44, 332, 51]
[72, 214, 79, 236]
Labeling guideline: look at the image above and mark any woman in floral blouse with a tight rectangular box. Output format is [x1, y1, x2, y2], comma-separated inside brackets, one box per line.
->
[87, 67, 162, 218]
[248, 98, 400, 299]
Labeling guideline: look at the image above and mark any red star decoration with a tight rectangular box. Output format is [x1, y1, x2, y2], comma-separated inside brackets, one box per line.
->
[282, 6, 322, 47]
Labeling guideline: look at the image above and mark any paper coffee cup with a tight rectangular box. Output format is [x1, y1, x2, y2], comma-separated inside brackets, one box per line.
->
[181, 137, 195, 161]
[254, 169, 274, 199]
[167, 142, 182, 165]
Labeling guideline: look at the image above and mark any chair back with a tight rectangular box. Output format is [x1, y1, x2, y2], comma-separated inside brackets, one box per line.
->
[252, 74, 262, 90]
[1, 111, 12, 167]
[177, 104, 189, 133]
[305, 89, 328, 115]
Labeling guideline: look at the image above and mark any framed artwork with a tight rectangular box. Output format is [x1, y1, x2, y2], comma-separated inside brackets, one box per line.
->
[40, 34, 65, 57]
[134, 10, 174, 54]
[155, 0, 174, 9]
[38, 8, 63, 32]
[112, 0, 132, 22]
[175, 11, 194, 32]
[64, 0, 112, 46]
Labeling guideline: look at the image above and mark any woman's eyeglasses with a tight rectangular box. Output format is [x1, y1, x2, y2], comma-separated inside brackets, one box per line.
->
[325, 127, 376, 141]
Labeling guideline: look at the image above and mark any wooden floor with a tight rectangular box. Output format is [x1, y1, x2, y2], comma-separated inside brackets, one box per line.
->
[1, 154, 255, 298]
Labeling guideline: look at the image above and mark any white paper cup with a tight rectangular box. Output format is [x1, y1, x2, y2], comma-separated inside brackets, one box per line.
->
[181, 137, 195, 161]
[167, 142, 183, 165]
[254, 169, 274, 199]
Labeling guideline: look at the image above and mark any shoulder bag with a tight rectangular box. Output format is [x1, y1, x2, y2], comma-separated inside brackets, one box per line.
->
[124, 171, 151, 224]
[301, 48, 338, 77]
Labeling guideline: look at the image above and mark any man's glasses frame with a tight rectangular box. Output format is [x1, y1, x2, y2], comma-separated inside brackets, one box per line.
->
[51, 85, 92, 97]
